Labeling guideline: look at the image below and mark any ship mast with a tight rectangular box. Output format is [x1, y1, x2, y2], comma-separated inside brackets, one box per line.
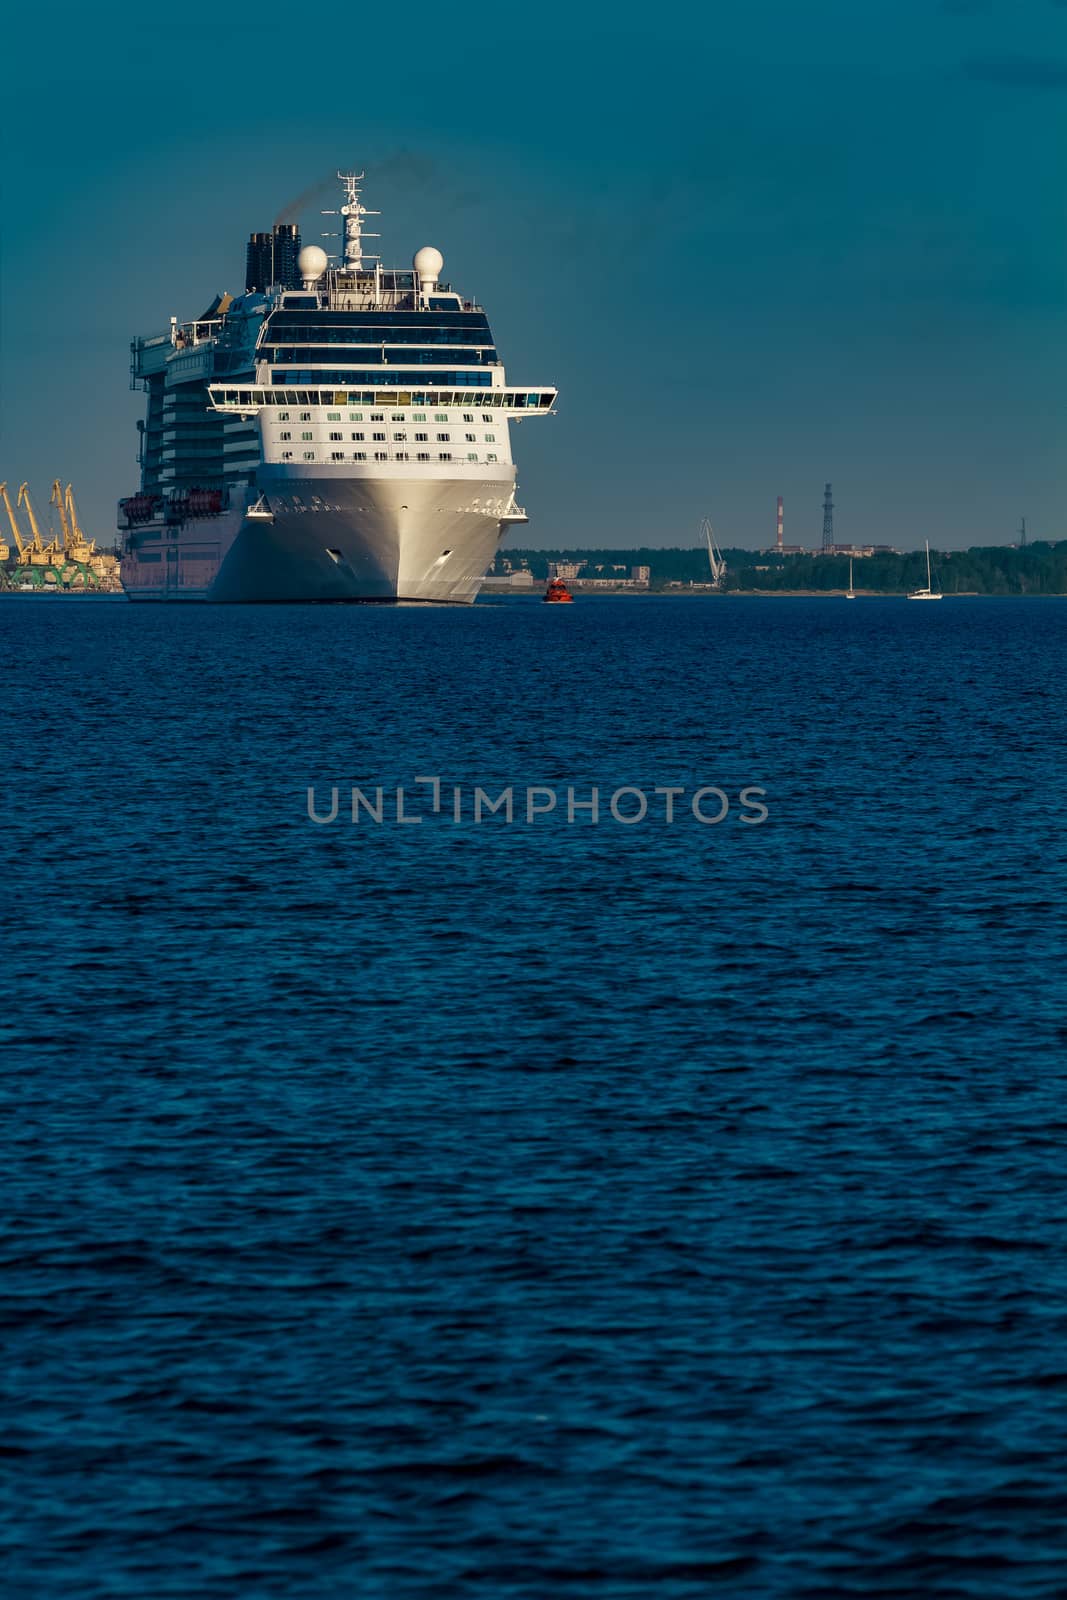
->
[334, 171, 380, 272]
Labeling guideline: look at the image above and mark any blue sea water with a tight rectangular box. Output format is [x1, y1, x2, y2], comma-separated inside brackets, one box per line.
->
[2, 593, 1066, 1599]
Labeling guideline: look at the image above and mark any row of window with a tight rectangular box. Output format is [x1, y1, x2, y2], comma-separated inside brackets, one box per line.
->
[279, 451, 501, 463]
[210, 387, 554, 410]
[268, 370, 494, 388]
[268, 311, 490, 333]
[280, 430, 498, 443]
[278, 410, 498, 423]
[261, 346, 495, 366]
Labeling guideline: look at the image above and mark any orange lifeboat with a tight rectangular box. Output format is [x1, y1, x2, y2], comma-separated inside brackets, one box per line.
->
[543, 577, 574, 604]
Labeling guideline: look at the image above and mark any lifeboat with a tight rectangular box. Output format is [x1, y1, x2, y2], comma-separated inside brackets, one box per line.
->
[543, 577, 574, 604]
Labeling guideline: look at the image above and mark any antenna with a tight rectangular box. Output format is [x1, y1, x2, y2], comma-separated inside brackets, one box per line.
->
[328, 171, 381, 272]
[1019, 516, 1027, 547]
[822, 483, 834, 554]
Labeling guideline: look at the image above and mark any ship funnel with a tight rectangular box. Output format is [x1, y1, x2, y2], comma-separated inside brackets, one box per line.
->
[414, 245, 444, 299]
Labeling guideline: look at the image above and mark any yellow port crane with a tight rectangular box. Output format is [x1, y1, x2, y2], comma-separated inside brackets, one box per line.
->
[66, 482, 119, 585]
[0, 481, 21, 563]
[64, 483, 97, 560]
[18, 482, 63, 567]
[52, 479, 96, 564]
[51, 478, 74, 549]
[1, 481, 30, 561]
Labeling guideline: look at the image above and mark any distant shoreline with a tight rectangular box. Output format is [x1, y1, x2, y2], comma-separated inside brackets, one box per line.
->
[481, 588, 1065, 600]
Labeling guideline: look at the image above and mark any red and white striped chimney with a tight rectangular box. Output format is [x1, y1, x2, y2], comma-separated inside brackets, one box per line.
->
[776, 496, 784, 551]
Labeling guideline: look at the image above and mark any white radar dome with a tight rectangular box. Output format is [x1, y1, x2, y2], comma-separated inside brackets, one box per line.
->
[413, 246, 444, 289]
[297, 245, 328, 283]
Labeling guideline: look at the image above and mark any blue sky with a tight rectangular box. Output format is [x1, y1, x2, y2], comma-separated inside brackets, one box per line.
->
[2, 0, 1066, 550]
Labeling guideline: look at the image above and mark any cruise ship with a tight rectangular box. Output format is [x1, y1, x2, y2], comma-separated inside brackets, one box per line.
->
[120, 173, 557, 602]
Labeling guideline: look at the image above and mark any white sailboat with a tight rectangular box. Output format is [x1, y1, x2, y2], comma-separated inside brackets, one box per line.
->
[845, 557, 856, 599]
[907, 539, 942, 601]
[702, 517, 726, 588]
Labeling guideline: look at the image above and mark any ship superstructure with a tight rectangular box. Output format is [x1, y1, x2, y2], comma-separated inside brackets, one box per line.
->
[120, 172, 556, 602]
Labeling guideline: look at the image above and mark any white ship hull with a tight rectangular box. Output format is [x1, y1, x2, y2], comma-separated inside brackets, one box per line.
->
[218, 464, 518, 603]
[123, 466, 521, 603]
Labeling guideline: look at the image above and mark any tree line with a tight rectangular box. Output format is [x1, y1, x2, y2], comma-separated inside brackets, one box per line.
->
[498, 544, 1067, 595]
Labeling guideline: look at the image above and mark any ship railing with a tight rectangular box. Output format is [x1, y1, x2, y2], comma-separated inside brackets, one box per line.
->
[130, 321, 223, 386]
[132, 332, 171, 353]
[173, 319, 224, 349]
[130, 332, 172, 386]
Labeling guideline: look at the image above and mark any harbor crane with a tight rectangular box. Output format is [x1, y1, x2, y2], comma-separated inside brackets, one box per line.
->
[53, 479, 96, 563]
[702, 517, 726, 588]
[15, 483, 58, 566]
[0, 481, 24, 563]
[1, 478, 119, 590]
[65, 482, 117, 581]
[19, 482, 63, 566]
[64, 484, 97, 560]
[51, 478, 74, 548]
